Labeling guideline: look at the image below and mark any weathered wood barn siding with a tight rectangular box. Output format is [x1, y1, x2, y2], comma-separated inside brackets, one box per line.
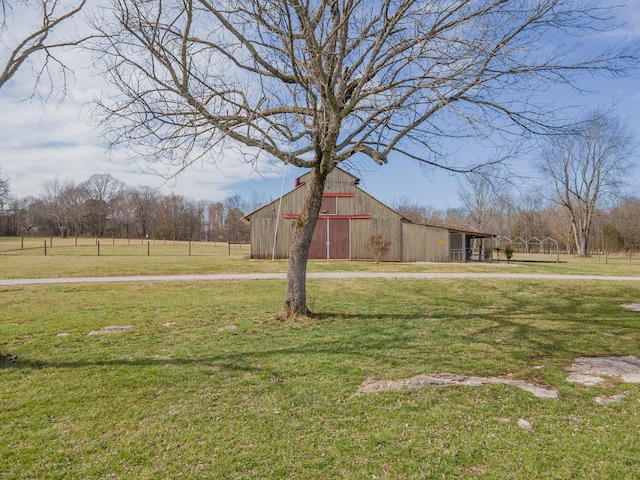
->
[244, 168, 492, 262]
[246, 169, 404, 260]
[401, 223, 450, 262]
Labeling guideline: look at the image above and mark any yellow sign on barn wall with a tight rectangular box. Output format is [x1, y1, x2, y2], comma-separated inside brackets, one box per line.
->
[439, 239, 445, 246]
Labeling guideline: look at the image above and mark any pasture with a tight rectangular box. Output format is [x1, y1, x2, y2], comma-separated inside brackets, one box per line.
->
[1, 237, 640, 478]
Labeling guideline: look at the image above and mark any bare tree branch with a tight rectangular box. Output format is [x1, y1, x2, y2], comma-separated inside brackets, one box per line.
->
[0, 0, 90, 98]
[90, 0, 639, 315]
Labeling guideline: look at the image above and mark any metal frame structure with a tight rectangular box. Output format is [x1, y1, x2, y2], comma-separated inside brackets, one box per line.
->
[494, 236, 560, 263]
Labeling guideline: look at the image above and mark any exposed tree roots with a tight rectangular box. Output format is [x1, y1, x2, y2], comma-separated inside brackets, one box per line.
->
[276, 307, 317, 324]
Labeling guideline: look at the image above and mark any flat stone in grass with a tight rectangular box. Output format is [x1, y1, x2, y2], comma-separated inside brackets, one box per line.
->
[621, 303, 640, 312]
[565, 356, 640, 385]
[594, 393, 627, 405]
[216, 324, 237, 333]
[88, 325, 134, 335]
[354, 373, 559, 399]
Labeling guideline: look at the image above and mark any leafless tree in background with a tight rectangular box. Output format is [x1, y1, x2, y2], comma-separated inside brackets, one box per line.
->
[457, 165, 511, 233]
[510, 192, 550, 240]
[0, 0, 88, 96]
[609, 197, 640, 251]
[539, 111, 636, 256]
[81, 173, 125, 237]
[42, 178, 82, 237]
[131, 186, 160, 239]
[92, 0, 638, 317]
[0, 167, 10, 211]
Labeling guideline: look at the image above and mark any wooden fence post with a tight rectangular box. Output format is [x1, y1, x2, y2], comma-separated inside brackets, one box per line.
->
[44, 240, 47, 255]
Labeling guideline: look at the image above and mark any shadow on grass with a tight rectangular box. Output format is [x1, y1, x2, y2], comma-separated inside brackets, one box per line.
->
[4, 285, 638, 374]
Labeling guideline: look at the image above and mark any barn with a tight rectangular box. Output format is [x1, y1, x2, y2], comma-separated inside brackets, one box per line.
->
[243, 168, 495, 262]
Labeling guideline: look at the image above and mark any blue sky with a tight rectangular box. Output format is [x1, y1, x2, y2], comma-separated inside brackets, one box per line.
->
[1, 1, 639, 211]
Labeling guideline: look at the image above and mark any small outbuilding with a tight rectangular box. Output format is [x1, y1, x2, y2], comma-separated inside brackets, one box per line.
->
[243, 168, 494, 262]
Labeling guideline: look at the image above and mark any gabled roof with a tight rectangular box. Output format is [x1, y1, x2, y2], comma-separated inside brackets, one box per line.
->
[294, 166, 360, 187]
[242, 167, 361, 221]
[242, 166, 496, 237]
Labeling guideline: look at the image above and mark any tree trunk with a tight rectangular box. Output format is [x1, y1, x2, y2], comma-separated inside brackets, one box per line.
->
[571, 219, 589, 257]
[280, 164, 330, 319]
[577, 235, 588, 257]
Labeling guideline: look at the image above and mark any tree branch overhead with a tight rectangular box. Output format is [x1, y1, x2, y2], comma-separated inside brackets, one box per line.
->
[90, 0, 639, 316]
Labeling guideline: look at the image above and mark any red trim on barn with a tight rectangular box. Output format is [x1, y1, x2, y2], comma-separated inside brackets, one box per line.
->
[283, 214, 370, 220]
[322, 193, 354, 197]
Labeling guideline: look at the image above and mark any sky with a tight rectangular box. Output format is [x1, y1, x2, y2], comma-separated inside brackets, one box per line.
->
[1, 1, 639, 212]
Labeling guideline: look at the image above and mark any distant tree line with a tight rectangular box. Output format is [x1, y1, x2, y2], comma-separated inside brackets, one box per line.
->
[0, 172, 265, 243]
[1, 168, 638, 254]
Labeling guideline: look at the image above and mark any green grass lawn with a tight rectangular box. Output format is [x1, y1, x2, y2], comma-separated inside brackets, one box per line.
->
[2, 272, 640, 478]
[2, 236, 639, 478]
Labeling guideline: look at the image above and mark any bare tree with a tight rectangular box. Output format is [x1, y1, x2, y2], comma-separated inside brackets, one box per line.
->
[207, 202, 225, 242]
[223, 194, 250, 243]
[539, 111, 636, 256]
[109, 188, 137, 238]
[391, 198, 429, 224]
[0, 167, 10, 211]
[510, 192, 551, 239]
[92, 0, 638, 317]
[80, 173, 125, 237]
[0, 0, 88, 95]
[0, 168, 15, 235]
[610, 197, 640, 251]
[42, 178, 82, 237]
[457, 165, 511, 233]
[155, 193, 192, 240]
[131, 186, 159, 239]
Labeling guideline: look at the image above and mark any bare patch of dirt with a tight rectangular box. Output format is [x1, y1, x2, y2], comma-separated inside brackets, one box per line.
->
[353, 373, 559, 399]
[565, 356, 640, 385]
[88, 325, 134, 335]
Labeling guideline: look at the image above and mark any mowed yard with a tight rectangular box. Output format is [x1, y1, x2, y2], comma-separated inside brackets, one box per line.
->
[2, 238, 640, 478]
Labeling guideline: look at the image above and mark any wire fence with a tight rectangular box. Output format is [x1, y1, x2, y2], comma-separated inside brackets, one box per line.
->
[0, 236, 250, 257]
[501, 250, 640, 265]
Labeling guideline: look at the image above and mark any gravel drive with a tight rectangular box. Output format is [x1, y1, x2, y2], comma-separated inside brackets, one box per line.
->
[2, 272, 640, 286]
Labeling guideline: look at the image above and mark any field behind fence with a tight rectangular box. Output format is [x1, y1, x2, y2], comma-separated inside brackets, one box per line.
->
[0, 236, 249, 257]
[1, 236, 638, 281]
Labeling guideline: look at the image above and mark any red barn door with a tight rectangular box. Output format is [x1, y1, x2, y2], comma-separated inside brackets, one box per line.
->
[308, 218, 350, 259]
